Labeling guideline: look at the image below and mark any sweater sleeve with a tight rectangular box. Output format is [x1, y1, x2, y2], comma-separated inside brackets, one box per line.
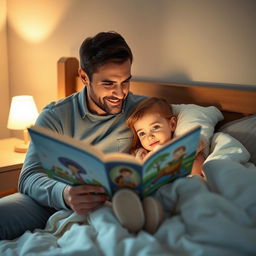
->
[18, 105, 70, 210]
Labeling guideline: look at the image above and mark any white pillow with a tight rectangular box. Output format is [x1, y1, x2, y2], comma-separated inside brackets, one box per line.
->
[218, 115, 256, 165]
[172, 104, 224, 156]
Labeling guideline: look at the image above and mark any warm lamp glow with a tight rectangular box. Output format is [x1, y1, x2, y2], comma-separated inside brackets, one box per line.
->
[7, 95, 39, 153]
[7, 0, 71, 43]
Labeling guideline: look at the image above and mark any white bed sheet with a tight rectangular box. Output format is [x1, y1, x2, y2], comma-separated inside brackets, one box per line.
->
[1, 132, 256, 256]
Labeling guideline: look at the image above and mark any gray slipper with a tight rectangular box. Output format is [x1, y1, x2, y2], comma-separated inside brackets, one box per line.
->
[112, 189, 145, 233]
[142, 197, 164, 234]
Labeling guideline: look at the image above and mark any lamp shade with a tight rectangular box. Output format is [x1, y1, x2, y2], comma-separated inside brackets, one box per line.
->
[7, 95, 39, 130]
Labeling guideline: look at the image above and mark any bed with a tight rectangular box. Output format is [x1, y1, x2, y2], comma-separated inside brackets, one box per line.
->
[0, 57, 256, 256]
[57, 57, 255, 125]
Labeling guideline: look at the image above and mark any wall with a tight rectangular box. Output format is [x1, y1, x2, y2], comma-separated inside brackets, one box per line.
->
[0, 0, 10, 138]
[3, 0, 256, 138]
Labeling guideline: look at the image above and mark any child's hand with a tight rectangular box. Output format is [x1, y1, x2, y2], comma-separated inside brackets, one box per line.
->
[197, 139, 206, 155]
[134, 148, 148, 161]
[191, 151, 205, 177]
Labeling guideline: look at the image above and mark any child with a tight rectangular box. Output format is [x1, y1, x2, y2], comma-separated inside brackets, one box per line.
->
[127, 97, 204, 174]
[127, 97, 177, 161]
[112, 97, 205, 234]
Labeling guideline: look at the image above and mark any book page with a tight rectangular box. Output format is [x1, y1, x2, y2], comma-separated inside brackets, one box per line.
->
[142, 126, 201, 197]
[103, 151, 141, 163]
[30, 125, 106, 159]
[29, 127, 112, 194]
[104, 160, 144, 198]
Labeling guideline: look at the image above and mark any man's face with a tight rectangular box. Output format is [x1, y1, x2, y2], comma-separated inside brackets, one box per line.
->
[82, 60, 132, 115]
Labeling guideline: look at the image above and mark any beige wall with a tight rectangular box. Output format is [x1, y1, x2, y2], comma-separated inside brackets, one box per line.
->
[2, 0, 256, 138]
[0, 0, 10, 138]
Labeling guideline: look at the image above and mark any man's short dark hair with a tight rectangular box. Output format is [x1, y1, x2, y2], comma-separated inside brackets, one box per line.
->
[79, 31, 133, 81]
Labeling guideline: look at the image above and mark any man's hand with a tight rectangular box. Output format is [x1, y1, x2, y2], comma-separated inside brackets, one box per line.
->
[63, 185, 109, 215]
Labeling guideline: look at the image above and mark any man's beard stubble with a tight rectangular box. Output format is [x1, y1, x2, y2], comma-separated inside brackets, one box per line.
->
[88, 84, 125, 115]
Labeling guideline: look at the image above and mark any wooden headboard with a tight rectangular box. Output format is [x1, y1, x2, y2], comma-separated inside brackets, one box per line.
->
[57, 57, 256, 124]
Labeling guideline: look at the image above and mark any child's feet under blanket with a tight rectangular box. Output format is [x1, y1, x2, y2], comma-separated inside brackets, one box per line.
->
[112, 189, 163, 234]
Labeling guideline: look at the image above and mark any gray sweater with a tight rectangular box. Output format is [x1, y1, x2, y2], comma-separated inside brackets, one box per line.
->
[19, 87, 146, 210]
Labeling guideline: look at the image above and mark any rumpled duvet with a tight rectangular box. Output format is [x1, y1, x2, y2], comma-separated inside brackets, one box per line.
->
[1, 132, 256, 256]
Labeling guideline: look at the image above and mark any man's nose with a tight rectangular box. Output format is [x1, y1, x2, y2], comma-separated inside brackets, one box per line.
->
[113, 85, 124, 98]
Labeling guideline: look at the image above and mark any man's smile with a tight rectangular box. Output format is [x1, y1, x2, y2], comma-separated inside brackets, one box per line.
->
[106, 98, 123, 106]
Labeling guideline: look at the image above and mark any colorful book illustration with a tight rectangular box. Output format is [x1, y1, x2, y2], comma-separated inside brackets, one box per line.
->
[28, 125, 201, 198]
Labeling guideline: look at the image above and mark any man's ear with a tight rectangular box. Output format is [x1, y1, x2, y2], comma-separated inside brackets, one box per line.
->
[169, 116, 177, 132]
[78, 68, 90, 85]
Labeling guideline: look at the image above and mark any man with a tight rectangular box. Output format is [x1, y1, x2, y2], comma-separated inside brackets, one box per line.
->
[0, 31, 146, 240]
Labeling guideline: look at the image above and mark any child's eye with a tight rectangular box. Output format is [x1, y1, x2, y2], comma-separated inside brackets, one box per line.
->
[151, 125, 161, 131]
[138, 131, 145, 137]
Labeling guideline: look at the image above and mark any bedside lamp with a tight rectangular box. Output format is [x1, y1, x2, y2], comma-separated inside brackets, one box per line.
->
[7, 95, 39, 153]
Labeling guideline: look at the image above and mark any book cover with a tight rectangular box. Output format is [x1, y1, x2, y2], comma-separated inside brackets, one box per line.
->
[28, 125, 201, 198]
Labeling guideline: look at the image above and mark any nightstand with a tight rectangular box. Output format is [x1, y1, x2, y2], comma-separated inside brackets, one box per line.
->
[0, 137, 26, 197]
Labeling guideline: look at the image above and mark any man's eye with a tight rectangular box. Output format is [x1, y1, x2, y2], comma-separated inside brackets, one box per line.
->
[102, 82, 113, 86]
[122, 80, 130, 86]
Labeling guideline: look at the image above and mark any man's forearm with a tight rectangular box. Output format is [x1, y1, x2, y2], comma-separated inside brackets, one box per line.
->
[19, 143, 69, 210]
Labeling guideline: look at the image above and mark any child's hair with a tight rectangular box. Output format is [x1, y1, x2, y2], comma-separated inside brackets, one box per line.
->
[126, 97, 174, 153]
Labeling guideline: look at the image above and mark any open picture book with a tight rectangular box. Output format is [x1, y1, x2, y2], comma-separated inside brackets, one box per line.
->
[28, 125, 201, 198]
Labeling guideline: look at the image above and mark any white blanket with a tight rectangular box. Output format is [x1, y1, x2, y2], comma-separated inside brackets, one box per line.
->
[1, 132, 256, 256]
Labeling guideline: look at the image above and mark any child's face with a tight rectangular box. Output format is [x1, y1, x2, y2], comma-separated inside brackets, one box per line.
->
[134, 111, 176, 152]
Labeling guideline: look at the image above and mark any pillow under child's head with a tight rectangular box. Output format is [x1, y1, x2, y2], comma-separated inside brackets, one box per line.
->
[172, 104, 224, 155]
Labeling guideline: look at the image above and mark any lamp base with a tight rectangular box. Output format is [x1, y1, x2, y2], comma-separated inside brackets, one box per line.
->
[14, 143, 29, 153]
